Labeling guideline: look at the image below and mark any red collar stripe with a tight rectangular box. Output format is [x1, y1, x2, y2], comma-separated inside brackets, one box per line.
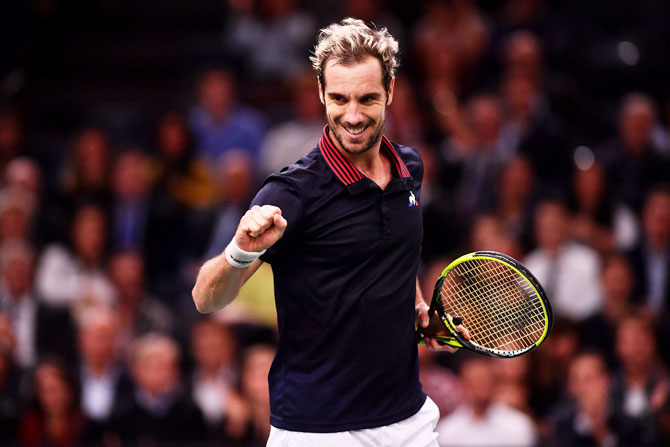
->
[320, 128, 363, 183]
[318, 126, 411, 185]
[318, 139, 359, 185]
[382, 136, 411, 177]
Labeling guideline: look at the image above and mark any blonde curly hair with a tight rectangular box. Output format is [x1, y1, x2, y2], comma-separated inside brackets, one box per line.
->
[310, 17, 399, 92]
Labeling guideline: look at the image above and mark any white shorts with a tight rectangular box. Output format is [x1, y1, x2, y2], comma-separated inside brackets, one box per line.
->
[266, 397, 440, 447]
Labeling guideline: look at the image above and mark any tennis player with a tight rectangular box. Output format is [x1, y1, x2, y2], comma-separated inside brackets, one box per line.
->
[192, 18, 467, 447]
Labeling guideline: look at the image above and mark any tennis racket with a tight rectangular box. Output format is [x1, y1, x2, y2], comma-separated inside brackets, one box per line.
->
[417, 251, 552, 358]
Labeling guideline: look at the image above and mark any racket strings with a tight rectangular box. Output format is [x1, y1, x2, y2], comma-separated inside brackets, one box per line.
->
[439, 258, 545, 352]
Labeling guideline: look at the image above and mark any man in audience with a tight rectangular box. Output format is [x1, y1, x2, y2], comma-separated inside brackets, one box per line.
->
[437, 357, 537, 447]
[107, 332, 207, 443]
[524, 199, 602, 321]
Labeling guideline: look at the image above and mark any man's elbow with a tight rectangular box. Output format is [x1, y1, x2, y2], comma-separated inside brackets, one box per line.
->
[192, 287, 212, 314]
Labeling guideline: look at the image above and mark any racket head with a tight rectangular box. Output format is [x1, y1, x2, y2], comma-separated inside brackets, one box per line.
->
[431, 250, 553, 358]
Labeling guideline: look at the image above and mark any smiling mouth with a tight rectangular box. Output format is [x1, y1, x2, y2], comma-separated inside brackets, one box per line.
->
[343, 125, 368, 138]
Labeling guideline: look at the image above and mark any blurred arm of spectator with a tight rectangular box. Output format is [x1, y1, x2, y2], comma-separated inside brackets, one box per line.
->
[0, 313, 22, 442]
[239, 344, 275, 443]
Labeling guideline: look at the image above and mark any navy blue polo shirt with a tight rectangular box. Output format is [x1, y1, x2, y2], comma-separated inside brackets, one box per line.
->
[250, 126, 426, 432]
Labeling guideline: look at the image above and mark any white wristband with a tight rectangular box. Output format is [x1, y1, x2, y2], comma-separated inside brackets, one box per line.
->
[224, 239, 266, 268]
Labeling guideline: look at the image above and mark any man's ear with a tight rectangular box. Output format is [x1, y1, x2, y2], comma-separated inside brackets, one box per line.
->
[386, 77, 395, 106]
[318, 80, 325, 105]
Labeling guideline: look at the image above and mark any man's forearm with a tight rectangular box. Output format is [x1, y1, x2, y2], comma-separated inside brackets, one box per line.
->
[191, 251, 261, 313]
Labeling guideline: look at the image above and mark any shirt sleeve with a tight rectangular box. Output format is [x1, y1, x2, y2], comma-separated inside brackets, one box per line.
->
[250, 174, 303, 264]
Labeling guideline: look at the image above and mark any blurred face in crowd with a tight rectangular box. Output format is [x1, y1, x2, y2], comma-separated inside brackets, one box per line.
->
[112, 151, 147, 201]
[199, 70, 234, 120]
[320, 56, 394, 156]
[79, 308, 120, 371]
[573, 163, 605, 213]
[504, 31, 542, 77]
[108, 252, 144, 304]
[470, 214, 502, 250]
[217, 150, 253, 205]
[74, 129, 109, 188]
[35, 363, 74, 417]
[468, 95, 502, 147]
[0, 189, 34, 242]
[191, 320, 235, 374]
[498, 157, 533, 206]
[601, 256, 633, 306]
[157, 113, 190, 161]
[502, 71, 538, 120]
[132, 339, 179, 397]
[642, 190, 670, 249]
[240, 345, 274, 407]
[534, 201, 568, 252]
[4, 158, 41, 197]
[616, 318, 656, 373]
[461, 358, 496, 412]
[619, 100, 654, 154]
[568, 353, 610, 407]
[0, 245, 34, 298]
[72, 206, 107, 265]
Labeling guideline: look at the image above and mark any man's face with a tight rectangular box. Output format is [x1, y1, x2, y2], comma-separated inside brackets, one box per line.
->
[320, 56, 393, 156]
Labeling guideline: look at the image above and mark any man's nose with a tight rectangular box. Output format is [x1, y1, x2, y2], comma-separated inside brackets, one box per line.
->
[343, 101, 364, 124]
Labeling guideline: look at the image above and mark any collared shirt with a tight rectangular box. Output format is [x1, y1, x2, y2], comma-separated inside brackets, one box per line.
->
[251, 126, 425, 432]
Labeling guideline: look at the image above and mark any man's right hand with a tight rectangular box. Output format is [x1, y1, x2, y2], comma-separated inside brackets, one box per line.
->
[235, 205, 287, 253]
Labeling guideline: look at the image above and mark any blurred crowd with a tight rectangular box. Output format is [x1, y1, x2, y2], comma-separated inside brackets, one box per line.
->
[1, 0, 669, 446]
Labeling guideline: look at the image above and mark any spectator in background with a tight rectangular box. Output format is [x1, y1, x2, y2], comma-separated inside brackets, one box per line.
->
[492, 156, 534, 250]
[4, 157, 68, 247]
[189, 318, 249, 442]
[20, 359, 94, 445]
[188, 68, 267, 160]
[259, 70, 323, 175]
[110, 150, 149, 253]
[437, 357, 537, 447]
[494, 355, 534, 416]
[548, 351, 616, 447]
[106, 333, 207, 444]
[107, 251, 174, 348]
[529, 318, 580, 420]
[239, 344, 275, 446]
[35, 204, 115, 312]
[384, 77, 426, 147]
[77, 306, 133, 431]
[147, 111, 215, 210]
[223, 0, 316, 83]
[524, 199, 602, 321]
[499, 69, 572, 194]
[205, 150, 256, 260]
[598, 93, 670, 211]
[626, 185, 670, 318]
[58, 127, 112, 213]
[0, 239, 77, 368]
[0, 186, 35, 244]
[611, 316, 669, 445]
[579, 254, 636, 366]
[569, 161, 639, 255]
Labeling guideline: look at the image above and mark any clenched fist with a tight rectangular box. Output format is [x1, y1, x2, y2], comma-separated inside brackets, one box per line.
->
[235, 205, 288, 253]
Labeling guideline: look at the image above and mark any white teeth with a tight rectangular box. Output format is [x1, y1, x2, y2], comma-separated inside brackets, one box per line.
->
[346, 126, 365, 135]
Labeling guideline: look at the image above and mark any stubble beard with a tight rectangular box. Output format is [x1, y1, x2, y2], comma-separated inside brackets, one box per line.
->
[327, 114, 385, 156]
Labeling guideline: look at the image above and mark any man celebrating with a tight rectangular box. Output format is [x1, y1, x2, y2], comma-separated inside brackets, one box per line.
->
[193, 18, 464, 447]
